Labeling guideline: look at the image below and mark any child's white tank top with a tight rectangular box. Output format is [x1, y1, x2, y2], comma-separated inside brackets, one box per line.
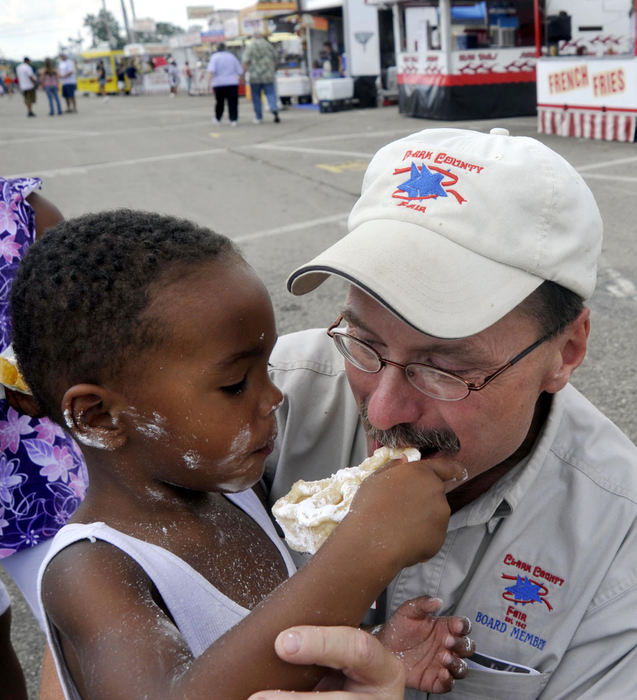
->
[38, 489, 296, 700]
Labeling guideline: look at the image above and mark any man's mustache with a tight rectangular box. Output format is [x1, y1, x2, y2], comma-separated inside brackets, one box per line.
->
[360, 400, 460, 456]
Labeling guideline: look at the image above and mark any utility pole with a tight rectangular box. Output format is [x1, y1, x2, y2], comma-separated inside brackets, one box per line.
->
[128, 0, 137, 42]
[101, 0, 115, 48]
[120, 0, 132, 43]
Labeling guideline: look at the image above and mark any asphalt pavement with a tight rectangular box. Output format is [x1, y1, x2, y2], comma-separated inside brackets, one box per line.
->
[1, 88, 636, 698]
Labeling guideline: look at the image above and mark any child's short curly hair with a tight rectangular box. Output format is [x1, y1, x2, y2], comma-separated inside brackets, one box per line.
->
[11, 209, 238, 423]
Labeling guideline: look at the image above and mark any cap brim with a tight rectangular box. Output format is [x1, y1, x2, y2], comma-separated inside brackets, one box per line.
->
[287, 220, 544, 338]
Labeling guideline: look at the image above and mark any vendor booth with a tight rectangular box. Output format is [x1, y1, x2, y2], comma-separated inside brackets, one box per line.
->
[535, 0, 637, 143]
[394, 0, 537, 119]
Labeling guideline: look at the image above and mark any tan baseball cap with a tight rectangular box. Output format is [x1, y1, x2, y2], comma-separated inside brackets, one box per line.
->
[288, 127, 603, 338]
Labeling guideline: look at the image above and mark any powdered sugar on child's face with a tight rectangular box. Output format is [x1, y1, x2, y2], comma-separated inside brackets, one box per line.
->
[105, 259, 283, 495]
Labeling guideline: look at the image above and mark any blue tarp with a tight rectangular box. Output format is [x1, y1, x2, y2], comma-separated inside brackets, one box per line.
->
[450, 2, 487, 22]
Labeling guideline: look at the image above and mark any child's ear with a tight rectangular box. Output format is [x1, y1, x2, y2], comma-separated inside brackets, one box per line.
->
[61, 384, 127, 450]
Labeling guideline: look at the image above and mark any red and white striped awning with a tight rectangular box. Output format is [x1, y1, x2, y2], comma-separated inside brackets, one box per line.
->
[538, 106, 637, 142]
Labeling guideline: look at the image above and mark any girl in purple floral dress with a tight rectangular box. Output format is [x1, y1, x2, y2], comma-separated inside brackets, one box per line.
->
[0, 177, 87, 628]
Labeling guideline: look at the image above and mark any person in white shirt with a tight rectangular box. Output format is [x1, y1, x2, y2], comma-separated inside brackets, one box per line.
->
[15, 57, 38, 117]
[207, 44, 243, 126]
[57, 53, 77, 113]
[265, 127, 637, 699]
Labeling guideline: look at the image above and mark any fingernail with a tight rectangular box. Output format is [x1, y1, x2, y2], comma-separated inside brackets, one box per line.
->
[281, 631, 301, 654]
[448, 469, 469, 483]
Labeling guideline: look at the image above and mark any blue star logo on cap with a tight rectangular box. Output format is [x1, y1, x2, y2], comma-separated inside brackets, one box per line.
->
[505, 576, 543, 605]
[397, 162, 448, 199]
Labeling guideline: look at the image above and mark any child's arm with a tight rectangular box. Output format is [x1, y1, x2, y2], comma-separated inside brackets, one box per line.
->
[43, 456, 466, 699]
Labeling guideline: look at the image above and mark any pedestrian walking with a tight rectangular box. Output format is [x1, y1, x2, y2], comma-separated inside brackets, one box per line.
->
[184, 61, 193, 94]
[207, 44, 243, 126]
[167, 60, 180, 97]
[15, 57, 38, 117]
[116, 63, 126, 95]
[242, 32, 280, 124]
[96, 59, 109, 101]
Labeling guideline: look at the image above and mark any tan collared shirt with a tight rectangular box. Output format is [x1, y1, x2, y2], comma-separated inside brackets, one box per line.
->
[265, 328, 637, 700]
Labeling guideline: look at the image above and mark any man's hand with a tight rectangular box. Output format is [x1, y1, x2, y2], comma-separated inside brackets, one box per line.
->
[377, 597, 474, 694]
[247, 625, 406, 699]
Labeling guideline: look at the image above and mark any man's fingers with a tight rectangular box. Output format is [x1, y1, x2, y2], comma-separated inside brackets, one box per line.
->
[274, 625, 400, 680]
[246, 626, 405, 700]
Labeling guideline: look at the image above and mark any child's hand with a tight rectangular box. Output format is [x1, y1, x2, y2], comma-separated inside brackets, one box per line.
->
[346, 456, 466, 568]
[376, 596, 474, 694]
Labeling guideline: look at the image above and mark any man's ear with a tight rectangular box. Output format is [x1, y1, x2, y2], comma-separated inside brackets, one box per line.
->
[61, 384, 127, 450]
[542, 308, 590, 394]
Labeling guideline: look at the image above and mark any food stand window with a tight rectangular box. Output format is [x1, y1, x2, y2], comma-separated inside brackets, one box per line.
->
[395, 0, 538, 120]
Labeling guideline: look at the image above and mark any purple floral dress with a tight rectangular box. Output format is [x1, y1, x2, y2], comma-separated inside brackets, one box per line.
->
[0, 177, 87, 558]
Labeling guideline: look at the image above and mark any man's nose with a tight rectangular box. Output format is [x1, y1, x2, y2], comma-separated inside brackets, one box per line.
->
[364, 364, 435, 431]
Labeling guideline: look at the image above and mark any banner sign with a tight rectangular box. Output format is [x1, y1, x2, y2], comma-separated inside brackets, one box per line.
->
[537, 57, 637, 110]
[398, 47, 536, 86]
[343, 0, 380, 76]
[187, 6, 216, 19]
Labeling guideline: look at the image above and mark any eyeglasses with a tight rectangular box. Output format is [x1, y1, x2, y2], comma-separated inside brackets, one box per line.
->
[327, 315, 553, 402]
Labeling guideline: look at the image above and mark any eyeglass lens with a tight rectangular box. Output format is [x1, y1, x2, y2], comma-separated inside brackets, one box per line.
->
[333, 333, 469, 400]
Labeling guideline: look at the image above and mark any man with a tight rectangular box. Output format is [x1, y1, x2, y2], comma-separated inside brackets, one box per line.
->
[57, 53, 77, 113]
[166, 59, 179, 97]
[265, 127, 636, 698]
[242, 32, 280, 124]
[125, 61, 138, 96]
[207, 43, 243, 126]
[320, 41, 342, 77]
[15, 57, 38, 117]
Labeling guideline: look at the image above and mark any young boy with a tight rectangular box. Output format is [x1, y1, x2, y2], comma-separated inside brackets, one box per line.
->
[11, 210, 473, 699]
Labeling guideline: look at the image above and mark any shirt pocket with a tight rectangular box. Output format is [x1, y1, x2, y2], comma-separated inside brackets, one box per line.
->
[405, 668, 551, 699]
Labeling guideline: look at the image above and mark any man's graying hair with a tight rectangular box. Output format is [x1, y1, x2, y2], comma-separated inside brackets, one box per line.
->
[519, 281, 584, 337]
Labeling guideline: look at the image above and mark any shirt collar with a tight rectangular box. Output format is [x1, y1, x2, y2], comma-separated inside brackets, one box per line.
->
[448, 389, 567, 531]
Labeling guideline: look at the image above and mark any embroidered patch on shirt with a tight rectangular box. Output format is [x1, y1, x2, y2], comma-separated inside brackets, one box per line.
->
[501, 552, 566, 614]
[503, 574, 553, 611]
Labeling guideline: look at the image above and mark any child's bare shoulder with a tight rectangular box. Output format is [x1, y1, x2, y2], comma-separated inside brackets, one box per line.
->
[41, 538, 195, 699]
[42, 538, 157, 629]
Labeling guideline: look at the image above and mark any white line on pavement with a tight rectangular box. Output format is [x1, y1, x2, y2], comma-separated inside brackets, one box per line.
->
[5, 147, 227, 179]
[577, 154, 637, 171]
[252, 144, 372, 158]
[581, 173, 637, 183]
[279, 128, 410, 145]
[234, 212, 349, 243]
